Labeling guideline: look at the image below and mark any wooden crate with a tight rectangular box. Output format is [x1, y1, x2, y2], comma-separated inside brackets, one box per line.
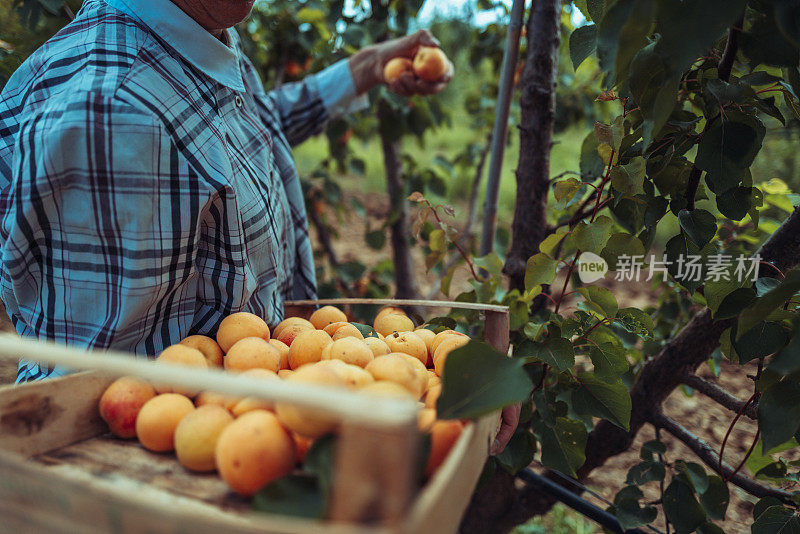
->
[0, 299, 509, 534]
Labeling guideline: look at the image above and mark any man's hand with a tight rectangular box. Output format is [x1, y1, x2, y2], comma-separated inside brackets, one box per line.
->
[349, 29, 453, 95]
[490, 403, 521, 455]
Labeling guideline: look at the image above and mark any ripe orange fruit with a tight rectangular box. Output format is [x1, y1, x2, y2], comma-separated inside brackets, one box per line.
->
[385, 331, 428, 365]
[224, 337, 281, 373]
[365, 354, 423, 398]
[216, 312, 270, 353]
[323, 337, 374, 368]
[374, 313, 414, 337]
[309, 305, 348, 330]
[425, 383, 442, 410]
[174, 405, 234, 472]
[278, 369, 294, 379]
[99, 377, 157, 438]
[155, 345, 209, 396]
[195, 390, 239, 412]
[426, 370, 441, 390]
[135, 393, 195, 452]
[424, 420, 464, 477]
[359, 380, 417, 399]
[231, 368, 281, 416]
[414, 328, 436, 359]
[374, 306, 407, 322]
[433, 335, 470, 376]
[273, 317, 314, 339]
[288, 329, 333, 369]
[383, 57, 414, 84]
[277, 322, 315, 347]
[430, 330, 468, 355]
[268, 338, 291, 369]
[179, 335, 224, 367]
[413, 46, 450, 81]
[364, 336, 391, 358]
[331, 323, 365, 341]
[323, 321, 349, 336]
[275, 365, 346, 438]
[215, 410, 296, 496]
[418, 408, 436, 432]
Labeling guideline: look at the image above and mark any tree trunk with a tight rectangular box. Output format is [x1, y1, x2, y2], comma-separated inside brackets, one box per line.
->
[503, 0, 562, 291]
[378, 100, 418, 300]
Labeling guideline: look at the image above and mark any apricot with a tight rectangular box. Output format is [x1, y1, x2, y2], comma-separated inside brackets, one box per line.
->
[323, 337, 374, 368]
[374, 313, 414, 337]
[268, 338, 290, 369]
[385, 331, 428, 366]
[331, 323, 364, 341]
[135, 393, 195, 452]
[424, 420, 464, 477]
[155, 345, 209, 396]
[414, 328, 436, 358]
[365, 354, 423, 398]
[174, 405, 234, 472]
[278, 369, 294, 379]
[433, 335, 470, 376]
[413, 46, 450, 82]
[426, 370, 441, 390]
[195, 390, 239, 412]
[216, 312, 270, 353]
[179, 335, 224, 367]
[288, 329, 333, 369]
[293, 432, 313, 464]
[430, 330, 468, 355]
[273, 317, 314, 340]
[224, 337, 281, 373]
[393, 352, 429, 397]
[418, 408, 437, 432]
[364, 336, 391, 358]
[275, 364, 346, 438]
[359, 380, 416, 399]
[317, 361, 375, 388]
[231, 368, 281, 416]
[277, 322, 315, 347]
[323, 321, 349, 336]
[425, 383, 442, 410]
[383, 57, 413, 84]
[99, 377, 157, 438]
[374, 306, 407, 322]
[215, 410, 296, 496]
[309, 305, 348, 330]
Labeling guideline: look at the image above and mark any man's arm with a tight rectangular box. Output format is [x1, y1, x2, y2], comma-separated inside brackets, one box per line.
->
[3, 93, 198, 377]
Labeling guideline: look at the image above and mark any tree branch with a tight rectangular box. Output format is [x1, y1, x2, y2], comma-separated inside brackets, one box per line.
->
[682, 373, 758, 420]
[307, 206, 340, 268]
[651, 412, 795, 504]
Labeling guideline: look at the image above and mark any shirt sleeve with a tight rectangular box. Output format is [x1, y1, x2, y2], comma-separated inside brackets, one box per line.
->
[266, 59, 369, 147]
[2, 93, 199, 381]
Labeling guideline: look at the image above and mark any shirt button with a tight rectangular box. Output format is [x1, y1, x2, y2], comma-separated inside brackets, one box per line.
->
[234, 95, 243, 108]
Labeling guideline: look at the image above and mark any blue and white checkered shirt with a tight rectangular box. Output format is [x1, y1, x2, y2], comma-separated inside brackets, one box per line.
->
[0, 0, 366, 383]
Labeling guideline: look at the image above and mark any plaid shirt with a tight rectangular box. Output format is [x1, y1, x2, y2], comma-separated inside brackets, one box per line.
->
[0, 0, 366, 383]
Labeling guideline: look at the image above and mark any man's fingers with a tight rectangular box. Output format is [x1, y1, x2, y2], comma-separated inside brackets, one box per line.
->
[490, 404, 521, 455]
[414, 29, 440, 48]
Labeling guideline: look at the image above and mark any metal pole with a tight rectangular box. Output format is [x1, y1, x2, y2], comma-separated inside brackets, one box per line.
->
[479, 0, 526, 258]
[517, 469, 652, 534]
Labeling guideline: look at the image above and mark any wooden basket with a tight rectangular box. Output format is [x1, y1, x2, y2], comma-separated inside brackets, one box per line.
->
[0, 299, 509, 534]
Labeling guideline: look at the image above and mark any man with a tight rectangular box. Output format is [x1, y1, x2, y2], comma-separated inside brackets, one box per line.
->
[0, 0, 518, 453]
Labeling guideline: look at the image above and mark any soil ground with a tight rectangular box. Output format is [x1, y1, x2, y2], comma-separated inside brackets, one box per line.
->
[0, 193, 773, 533]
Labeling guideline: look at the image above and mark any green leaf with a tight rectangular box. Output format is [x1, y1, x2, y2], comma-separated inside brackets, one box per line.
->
[351, 323, 379, 338]
[525, 253, 558, 291]
[573, 215, 614, 254]
[678, 209, 717, 248]
[252, 475, 324, 518]
[695, 112, 766, 192]
[540, 227, 569, 257]
[572, 374, 631, 430]
[588, 342, 630, 382]
[717, 186, 754, 221]
[474, 253, 504, 278]
[437, 341, 532, 420]
[754, 498, 785, 521]
[628, 40, 680, 147]
[495, 428, 537, 475]
[614, 487, 658, 530]
[676, 460, 709, 494]
[770, 319, 800, 375]
[519, 337, 575, 372]
[580, 131, 605, 180]
[663, 479, 707, 533]
[365, 229, 386, 250]
[752, 505, 800, 534]
[596, 0, 654, 87]
[553, 177, 585, 209]
[303, 435, 336, 496]
[587, 0, 605, 21]
[569, 24, 598, 71]
[577, 286, 619, 318]
[601, 232, 646, 270]
[732, 321, 789, 363]
[713, 287, 756, 320]
[532, 416, 588, 477]
[610, 157, 645, 196]
[738, 268, 800, 336]
[758, 380, 800, 452]
[742, 10, 800, 67]
[616, 307, 654, 339]
[626, 460, 666, 485]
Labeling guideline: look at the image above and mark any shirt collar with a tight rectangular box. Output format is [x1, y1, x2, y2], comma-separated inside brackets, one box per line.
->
[103, 0, 245, 92]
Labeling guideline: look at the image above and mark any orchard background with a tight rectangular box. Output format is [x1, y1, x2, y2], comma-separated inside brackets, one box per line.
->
[5, 0, 800, 532]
